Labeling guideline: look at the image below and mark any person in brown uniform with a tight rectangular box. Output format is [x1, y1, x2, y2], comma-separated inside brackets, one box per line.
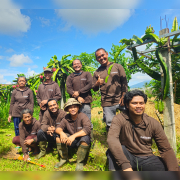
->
[36, 98, 66, 159]
[36, 67, 61, 123]
[8, 76, 34, 136]
[12, 109, 40, 161]
[107, 90, 179, 171]
[92, 48, 128, 131]
[66, 59, 93, 128]
[55, 98, 91, 171]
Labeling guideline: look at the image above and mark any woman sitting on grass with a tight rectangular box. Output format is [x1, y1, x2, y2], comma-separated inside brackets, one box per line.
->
[8, 76, 34, 137]
[12, 109, 40, 161]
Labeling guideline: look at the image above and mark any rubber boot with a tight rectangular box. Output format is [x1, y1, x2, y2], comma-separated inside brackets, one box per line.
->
[54, 143, 68, 168]
[36, 141, 47, 159]
[75, 144, 90, 171]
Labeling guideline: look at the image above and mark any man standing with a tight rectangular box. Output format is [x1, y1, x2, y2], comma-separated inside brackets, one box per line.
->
[55, 98, 91, 171]
[36, 68, 61, 123]
[92, 48, 128, 131]
[107, 90, 179, 171]
[66, 59, 93, 128]
[36, 98, 66, 159]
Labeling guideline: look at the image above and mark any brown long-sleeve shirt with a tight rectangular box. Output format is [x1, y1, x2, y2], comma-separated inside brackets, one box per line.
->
[9, 87, 34, 117]
[58, 112, 91, 136]
[19, 118, 40, 155]
[66, 71, 92, 103]
[41, 109, 67, 132]
[107, 111, 179, 171]
[92, 62, 128, 107]
[36, 81, 61, 106]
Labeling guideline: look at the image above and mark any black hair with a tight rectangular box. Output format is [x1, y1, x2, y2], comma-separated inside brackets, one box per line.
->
[47, 98, 58, 107]
[124, 89, 147, 109]
[72, 59, 82, 66]
[95, 48, 107, 58]
[20, 109, 32, 119]
[17, 76, 27, 83]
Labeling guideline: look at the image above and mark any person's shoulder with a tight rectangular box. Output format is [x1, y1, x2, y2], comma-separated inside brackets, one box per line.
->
[43, 109, 50, 116]
[78, 112, 89, 120]
[143, 113, 161, 126]
[59, 109, 67, 116]
[19, 121, 23, 128]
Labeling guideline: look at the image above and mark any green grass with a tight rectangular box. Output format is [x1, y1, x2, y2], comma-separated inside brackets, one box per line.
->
[0, 106, 108, 171]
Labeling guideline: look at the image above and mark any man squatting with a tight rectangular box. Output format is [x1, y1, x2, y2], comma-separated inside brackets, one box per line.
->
[107, 90, 179, 171]
[92, 48, 128, 131]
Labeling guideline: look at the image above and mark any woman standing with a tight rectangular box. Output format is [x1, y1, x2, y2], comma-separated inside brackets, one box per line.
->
[8, 76, 34, 136]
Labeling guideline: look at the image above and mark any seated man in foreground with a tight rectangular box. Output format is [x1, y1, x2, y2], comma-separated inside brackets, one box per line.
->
[37, 98, 67, 159]
[12, 109, 40, 161]
[55, 98, 91, 171]
[107, 89, 179, 171]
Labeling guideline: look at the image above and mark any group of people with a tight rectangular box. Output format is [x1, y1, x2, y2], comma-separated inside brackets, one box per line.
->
[8, 48, 179, 171]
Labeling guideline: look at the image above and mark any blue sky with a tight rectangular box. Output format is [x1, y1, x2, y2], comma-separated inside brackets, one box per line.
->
[0, 0, 180, 86]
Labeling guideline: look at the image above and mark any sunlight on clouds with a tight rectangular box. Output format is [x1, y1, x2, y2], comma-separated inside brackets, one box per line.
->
[54, 0, 141, 9]
[26, 68, 38, 78]
[56, 9, 133, 34]
[0, 0, 31, 35]
[8, 54, 33, 67]
[0, 74, 8, 84]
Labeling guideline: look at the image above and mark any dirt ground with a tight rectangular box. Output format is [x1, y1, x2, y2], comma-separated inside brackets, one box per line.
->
[91, 100, 180, 137]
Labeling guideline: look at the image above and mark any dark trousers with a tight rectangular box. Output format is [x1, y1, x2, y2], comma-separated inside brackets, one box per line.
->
[107, 145, 167, 171]
[69, 135, 91, 148]
[13, 117, 21, 136]
[37, 129, 59, 144]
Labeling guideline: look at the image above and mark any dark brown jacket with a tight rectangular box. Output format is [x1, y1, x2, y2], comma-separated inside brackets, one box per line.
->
[58, 112, 91, 136]
[36, 81, 61, 106]
[19, 118, 40, 155]
[92, 62, 128, 107]
[66, 71, 92, 103]
[9, 87, 34, 117]
[107, 111, 179, 171]
[41, 109, 67, 132]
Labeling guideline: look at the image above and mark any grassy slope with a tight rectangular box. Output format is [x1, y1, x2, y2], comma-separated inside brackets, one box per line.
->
[0, 101, 180, 171]
[0, 106, 108, 171]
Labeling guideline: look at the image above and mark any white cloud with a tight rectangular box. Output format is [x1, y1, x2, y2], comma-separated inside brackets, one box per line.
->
[55, 9, 133, 34]
[0, 0, 20, 9]
[5, 48, 14, 53]
[6, 81, 12, 84]
[0, 74, 8, 84]
[8, 54, 33, 67]
[0, 6, 31, 35]
[129, 72, 152, 86]
[53, 0, 141, 9]
[26, 68, 38, 78]
[0, 56, 4, 59]
[39, 17, 50, 26]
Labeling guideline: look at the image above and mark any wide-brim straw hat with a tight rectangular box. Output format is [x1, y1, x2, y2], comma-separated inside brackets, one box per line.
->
[64, 98, 82, 112]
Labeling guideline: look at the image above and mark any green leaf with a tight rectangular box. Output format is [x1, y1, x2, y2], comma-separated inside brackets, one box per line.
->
[132, 35, 143, 44]
[142, 33, 160, 43]
[114, 44, 127, 63]
[61, 67, 69, 75]
[171, 17, 178, 32]
[52, 68, 60, 81]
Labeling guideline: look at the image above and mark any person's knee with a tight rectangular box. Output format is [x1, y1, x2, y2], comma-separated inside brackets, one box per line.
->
[12, 136, 20, 146]
[80, 141, 88, 146]
[56, 137, 61, 143]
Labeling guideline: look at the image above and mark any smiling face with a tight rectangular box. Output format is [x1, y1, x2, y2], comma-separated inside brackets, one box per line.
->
[126, 96, 145, 116]
[48, 100, 58, 114]
[44, 71, 53, 80]
[95, 49, 109, 66]
[68, 104, 79, 117]
[72, 59, 82, 73]
[17, 77, 26, 88]
[23, 113, 32, 125]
